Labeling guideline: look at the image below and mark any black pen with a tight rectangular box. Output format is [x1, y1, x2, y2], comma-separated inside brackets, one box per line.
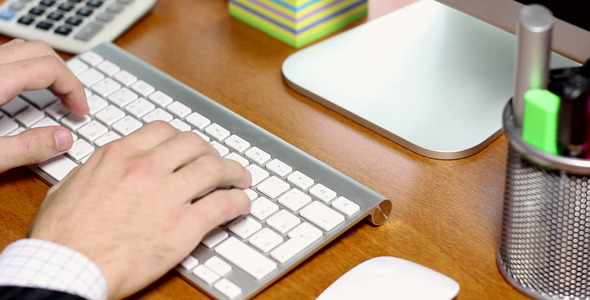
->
[558, 74, 590, 157]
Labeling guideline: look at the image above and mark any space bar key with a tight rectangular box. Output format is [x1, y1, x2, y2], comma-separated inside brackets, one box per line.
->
[215, 237, 277, 280]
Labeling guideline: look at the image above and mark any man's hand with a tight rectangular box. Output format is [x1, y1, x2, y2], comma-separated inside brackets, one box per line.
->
[0, 39, 89, 173]
[29, 121, 252, 299]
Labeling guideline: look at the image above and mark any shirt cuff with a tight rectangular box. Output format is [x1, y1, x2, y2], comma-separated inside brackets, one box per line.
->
[0, 238, 108, 300]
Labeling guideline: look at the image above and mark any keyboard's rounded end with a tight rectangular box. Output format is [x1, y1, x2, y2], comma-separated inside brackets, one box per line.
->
[367, 199, 393, 226]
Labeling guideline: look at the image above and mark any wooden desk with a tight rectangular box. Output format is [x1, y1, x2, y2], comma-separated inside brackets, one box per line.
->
[0, 0, 529, 299]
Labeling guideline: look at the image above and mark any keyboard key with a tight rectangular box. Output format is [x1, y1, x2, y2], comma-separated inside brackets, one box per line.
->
[228, 216, 262, 239]
[95, 105, 125, 125]
[166, 101, 191, 118]
[1, 96, 29, 117]
[61, 114, 92, 131]
[78, 68, 105, 86]
[257, 176, 290, 199]
[225, 152, 249, 167]
[286, 171, 314, 190]
[299, 201, 344, 231]
[331, 196, 360, 217]
[192, 265, 219, 284]
[266, 209, 300, 234]
[125, 98, 155, 118]
[143, 108, 173, 123]
[243, 188, 258, 201]
[179, 256, 199, 271]
[38, 155, 78, 181]
[278, 188, 312, 212]
[94, 131, 121, 147]
[67, 139, 95, 161]
[80, 51, 103, 66]
[113, 70, 137, 86]
[214, 278, 242, 299]
[87, 95, 108, 115]
[66, 59, 89, 75]
[205, 123, 230, 141]
[148, 90, 173, 107]
[16, 107, 45, 128]
[309, 183, 337, 203]
[270, 222, 323, 264]
[245, 164, 269, 186]
[92, 77, 121, 97]
[45, 101, 71, 120]
[112, 115, 142, 136]
[266, 159, 292, 177]
[245, 147, 271, 165]
[192, 130, 210, 142]
[201, 227, 228, 248]
[224, 135, 250, 153]
[21, 90, 59, 109]
[0, 117, 18, 136]
[130, 80, 155, 97]
[250, 197, 279, 221]
[108, 87, 138, 108]
[204, 256, 232, 277]
[96, 60, 120, 76]
[186, 112, 210, 129]
[210, 141, 229, 157]
[31, 117, 60, 128]
[215, 237, 277, 280]
[78, 120, 108, 141]
[171, 119, 192, 132]
[249, 227, 283, 253]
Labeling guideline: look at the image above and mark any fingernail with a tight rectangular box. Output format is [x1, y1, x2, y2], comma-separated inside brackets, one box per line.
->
[54, 129, 72, 152]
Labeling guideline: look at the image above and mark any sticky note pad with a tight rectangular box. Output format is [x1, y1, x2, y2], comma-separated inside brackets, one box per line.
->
[522, 89, 561, 154]
[229, 0, 368, 47]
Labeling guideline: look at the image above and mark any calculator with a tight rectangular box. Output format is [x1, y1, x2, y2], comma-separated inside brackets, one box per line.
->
[0, 0, 158, 53]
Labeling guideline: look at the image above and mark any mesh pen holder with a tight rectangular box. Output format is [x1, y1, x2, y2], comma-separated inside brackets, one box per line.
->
[498, 100, 590, 300]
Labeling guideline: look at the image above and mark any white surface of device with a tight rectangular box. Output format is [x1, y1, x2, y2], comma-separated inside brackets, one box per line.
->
[0, 0, 158, 53]
[316, 256, 460, 300]
[282, 0, 578, 159]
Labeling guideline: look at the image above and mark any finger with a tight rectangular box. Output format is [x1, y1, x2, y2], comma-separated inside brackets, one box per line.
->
[150, 130, 217, 172]
[0, 56, 88, 115]
[0, 126, 73, 173]
[171, 155, 252, 201]
[108, 121, 181, 152]
[0, 40, 63, 64]
[82, 121, 181, 170]
[189, 189, 252, 233]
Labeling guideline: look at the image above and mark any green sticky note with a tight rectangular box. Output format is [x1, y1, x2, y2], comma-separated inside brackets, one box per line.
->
[522, 89, 561, 154]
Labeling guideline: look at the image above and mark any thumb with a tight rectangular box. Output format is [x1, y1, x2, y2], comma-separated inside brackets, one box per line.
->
[0, 126, 73, 173]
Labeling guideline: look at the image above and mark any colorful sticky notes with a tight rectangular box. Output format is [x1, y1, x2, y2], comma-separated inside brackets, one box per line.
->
[229, 0, 368, 47]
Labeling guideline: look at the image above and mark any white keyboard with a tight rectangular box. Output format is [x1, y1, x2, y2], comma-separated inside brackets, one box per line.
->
[0, 42, 392, 299]
[0, 0, 157, 53]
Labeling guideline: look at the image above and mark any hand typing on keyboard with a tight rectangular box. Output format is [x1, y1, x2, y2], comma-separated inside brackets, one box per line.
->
[0, 40, 252, 300]
[0, 39, 89, 173]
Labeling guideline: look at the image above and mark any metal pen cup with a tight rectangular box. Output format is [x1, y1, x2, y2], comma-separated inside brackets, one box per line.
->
[498, 100, 590, 299]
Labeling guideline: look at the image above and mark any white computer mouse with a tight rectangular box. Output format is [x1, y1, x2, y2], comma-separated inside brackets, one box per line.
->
[316, 256, 460, 300]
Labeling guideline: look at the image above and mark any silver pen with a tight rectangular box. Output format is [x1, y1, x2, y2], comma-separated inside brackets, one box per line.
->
[513, 4, 554, 125]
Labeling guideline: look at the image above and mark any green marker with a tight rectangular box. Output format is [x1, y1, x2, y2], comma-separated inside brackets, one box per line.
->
[522, 89, 560, 154]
